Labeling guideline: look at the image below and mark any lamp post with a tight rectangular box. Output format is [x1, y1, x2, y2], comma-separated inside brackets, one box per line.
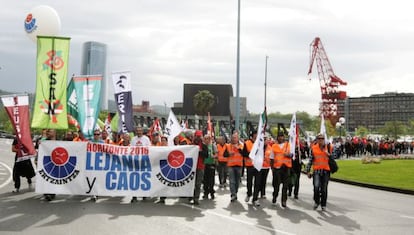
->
[336, 117, 346, 139]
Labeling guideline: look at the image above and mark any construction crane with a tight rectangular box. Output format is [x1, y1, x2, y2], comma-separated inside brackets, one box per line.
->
[308, 37, 347, 126]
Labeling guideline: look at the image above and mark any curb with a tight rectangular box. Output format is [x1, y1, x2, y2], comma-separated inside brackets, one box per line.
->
[330, 177, 414, 195]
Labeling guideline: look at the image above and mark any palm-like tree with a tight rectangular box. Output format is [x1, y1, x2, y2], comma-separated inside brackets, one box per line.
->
[193, 90, 215, 130]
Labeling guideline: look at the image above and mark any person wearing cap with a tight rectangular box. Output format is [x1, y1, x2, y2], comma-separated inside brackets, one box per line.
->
[306, 133, 334, 211]
[270, 132, 292, 208]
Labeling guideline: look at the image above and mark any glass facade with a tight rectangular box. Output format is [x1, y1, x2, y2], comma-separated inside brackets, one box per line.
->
[81, 41, 108, 110]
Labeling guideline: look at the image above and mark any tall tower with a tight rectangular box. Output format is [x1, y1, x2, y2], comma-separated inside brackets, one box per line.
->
[81, 41, 108, 110]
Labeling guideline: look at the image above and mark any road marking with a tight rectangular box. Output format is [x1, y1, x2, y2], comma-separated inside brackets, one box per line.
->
[0, 161, 12, 189]
[180, 203, 295, 235]
[400, 215, 414, 220]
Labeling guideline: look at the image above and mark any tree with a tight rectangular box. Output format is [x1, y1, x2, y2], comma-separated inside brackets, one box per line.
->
[379, 121, 406, 140]
[193, 90, 215, 129]
[355, 125, 369, 137]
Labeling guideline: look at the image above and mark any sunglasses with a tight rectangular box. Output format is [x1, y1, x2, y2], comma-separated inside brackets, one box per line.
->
[94, 133, 100, 136]
[317, 138, 324, 140]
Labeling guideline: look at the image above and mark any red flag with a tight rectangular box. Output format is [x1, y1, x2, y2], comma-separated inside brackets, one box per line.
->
[1, 95, 36, 161]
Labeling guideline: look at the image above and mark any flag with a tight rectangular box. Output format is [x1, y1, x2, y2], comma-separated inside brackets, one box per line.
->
[73, 75, 102, 140]
[320, 114, 328, 144]
[32, 36, 70, 129]
[249, 111, 266, 171]
[207, 112, 212, 137]
[112, 71, 134, 133]
[165, 110, 183, 146]
[104, 112, 113, 135]
[288, 112, 297, 160]
[1, 95, 36, 161]
[110, 112, 119, 133]
[67, 76, 79, 129]
[148, 118, 162, 138]
[181, 116, 188, 130]
[214, 120, 220, 138]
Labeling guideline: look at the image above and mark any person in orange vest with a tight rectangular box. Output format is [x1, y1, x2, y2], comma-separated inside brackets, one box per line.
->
[227, 132, 244, 202]
[242, 130, 261, 206]
[216, 136, 229, 188]
[306, 133, 334, 211]
[270, 132, 292, 208]
[257, 135, 272, 200]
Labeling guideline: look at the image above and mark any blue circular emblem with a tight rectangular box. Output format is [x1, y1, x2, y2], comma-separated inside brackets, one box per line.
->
[160, 150, 193, 181]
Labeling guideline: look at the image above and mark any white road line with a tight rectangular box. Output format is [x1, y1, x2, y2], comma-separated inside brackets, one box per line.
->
[400, 215, 414, 220]
[0, 161, 12, 189]
[180, 203, 295, 235]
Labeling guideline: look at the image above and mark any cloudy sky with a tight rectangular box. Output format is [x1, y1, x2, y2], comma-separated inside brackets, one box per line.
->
[1, 0, 414, 116]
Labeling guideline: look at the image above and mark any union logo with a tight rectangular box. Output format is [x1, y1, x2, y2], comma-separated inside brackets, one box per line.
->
[159, 150, 193, 181]
[43, 50, 64, 70]
[43, 147, 77, 179]
[24, 13, 37, 33]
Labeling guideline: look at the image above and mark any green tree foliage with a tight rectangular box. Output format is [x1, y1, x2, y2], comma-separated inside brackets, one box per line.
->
[193, 90, 215, 129]
[379, 121, 406, 139]
[355, 126, 369, 137]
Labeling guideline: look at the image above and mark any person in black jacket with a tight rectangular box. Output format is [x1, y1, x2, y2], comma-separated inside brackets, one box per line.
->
[11, 138, 35, 193]
[288, 148, 302, 199]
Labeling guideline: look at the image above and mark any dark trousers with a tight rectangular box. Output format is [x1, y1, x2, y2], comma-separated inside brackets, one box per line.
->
[203, 164, 216, 195]
[271, 166, 291, 203]
[217, 162, 228, 185]
[288, 172, 301, 197]
[246, 167, 261, 201]
[313, 170, 330, 207]
[258, 168, 270, 197]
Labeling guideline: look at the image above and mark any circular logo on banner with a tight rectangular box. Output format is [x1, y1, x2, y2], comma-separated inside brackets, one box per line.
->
[43, 147, 77, 179]
[160, 150, 193, 181]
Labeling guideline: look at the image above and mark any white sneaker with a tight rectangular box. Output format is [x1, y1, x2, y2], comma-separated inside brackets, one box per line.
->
[245, 195, 251, 202]
[253, 200, 260, 207]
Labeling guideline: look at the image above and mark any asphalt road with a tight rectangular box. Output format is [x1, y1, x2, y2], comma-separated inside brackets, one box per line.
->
[0, 138, 413, 235]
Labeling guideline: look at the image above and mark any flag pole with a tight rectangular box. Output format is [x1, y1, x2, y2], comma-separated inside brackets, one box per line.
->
[264, 55, 268, 109]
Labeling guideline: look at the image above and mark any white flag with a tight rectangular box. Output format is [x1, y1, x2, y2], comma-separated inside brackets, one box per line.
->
[320, 114, 329, 144]
[165, 110, 183, 146]
[288, 112, 297, 160]
[249, 112, 266, 171]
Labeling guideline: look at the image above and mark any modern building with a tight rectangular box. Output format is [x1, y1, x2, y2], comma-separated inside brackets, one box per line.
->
[339, 92, 414, 132]
[81, 41, 108, 110]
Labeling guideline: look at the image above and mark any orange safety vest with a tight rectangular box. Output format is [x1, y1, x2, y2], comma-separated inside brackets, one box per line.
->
[311, 144, 332, 171]
[272, 141, 292, 168]
[227, 143, 244, 167]
[217, 143, 229, 163]
[262, 144, 272, 169]
[244, 140, 254, 167]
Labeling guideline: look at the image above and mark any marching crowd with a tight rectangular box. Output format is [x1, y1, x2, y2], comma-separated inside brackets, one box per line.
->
[11, 127, 336, 211]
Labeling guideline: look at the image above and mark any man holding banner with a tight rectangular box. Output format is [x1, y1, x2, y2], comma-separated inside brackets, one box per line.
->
[11, 137, 36, 193]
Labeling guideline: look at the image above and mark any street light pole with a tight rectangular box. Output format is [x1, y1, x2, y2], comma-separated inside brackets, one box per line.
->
[235, 0, 241, 135]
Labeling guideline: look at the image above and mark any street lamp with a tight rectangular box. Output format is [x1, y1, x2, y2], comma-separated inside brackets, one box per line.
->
[336, 117, 346, 139]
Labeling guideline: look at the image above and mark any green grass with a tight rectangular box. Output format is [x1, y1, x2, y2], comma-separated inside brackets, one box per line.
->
[332, 159, 414, 190]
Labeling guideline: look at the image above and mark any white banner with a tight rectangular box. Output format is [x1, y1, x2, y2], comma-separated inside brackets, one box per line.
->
[36, 141, 198, 197]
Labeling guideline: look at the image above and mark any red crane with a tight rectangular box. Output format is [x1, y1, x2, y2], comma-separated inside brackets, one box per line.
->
[308, 37, 347, 125]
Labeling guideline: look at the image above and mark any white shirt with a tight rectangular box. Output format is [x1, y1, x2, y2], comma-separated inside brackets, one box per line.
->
[131, 135, 151, 146]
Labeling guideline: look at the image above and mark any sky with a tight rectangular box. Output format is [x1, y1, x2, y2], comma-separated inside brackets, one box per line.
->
[1, 0, 414, 116]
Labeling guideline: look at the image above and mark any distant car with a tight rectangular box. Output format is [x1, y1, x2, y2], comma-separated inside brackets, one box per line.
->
[0, 131, 15, 139]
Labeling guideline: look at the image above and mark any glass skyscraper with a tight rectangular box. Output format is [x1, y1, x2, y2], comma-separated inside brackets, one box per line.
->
[81, 41, 108, 110]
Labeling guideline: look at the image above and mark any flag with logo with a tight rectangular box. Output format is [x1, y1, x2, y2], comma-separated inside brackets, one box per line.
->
[32, 36, 70, 129]
[104, 112, 114, 135]
[112, 71, 134, 133]
[73, 75, 102, 140]
[249, 111, 266, 171]
[1, 95, 36, 161]
[165, 110, 183, 146]
[288, 112, 297, 159]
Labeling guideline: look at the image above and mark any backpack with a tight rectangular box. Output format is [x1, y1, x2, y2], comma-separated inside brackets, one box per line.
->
[327, 143, 338, 173]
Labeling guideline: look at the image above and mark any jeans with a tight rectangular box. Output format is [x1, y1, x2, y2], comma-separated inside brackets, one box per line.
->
[313, 170, 330, 207]
[217, 162, 228, 185]
[228, 166, 242, 198]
